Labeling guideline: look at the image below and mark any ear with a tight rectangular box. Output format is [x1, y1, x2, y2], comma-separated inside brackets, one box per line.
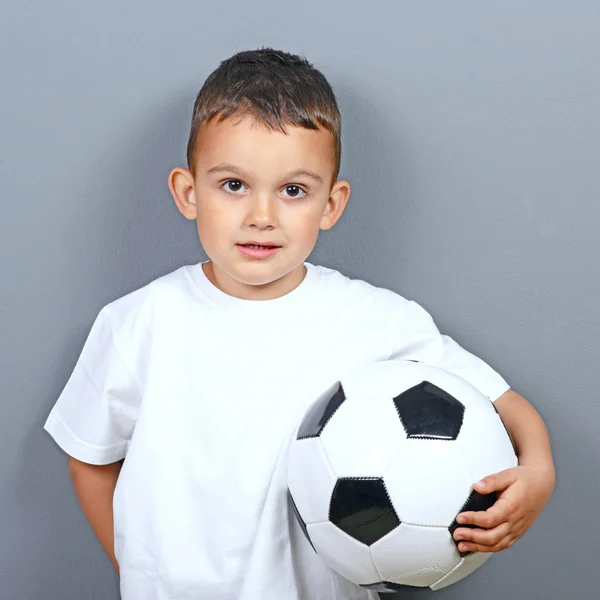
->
[168, 167, 197, 220]
[320, 179, 351, 231]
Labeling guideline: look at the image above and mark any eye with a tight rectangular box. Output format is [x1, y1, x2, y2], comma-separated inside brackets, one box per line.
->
[221, 179, 247, 194]
[281, 185, 307, 199]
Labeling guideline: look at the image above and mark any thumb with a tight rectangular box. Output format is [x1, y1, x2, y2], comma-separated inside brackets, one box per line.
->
[474, 469, 517, 494]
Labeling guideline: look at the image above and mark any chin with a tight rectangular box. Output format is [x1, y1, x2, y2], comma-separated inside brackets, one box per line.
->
[237, 263, 300, 287]
[237, 271, 281, 287]
[223, 263, 272, 284]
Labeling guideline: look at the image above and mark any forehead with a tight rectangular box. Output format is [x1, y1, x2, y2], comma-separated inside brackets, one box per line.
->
[194, 115, 335, 178]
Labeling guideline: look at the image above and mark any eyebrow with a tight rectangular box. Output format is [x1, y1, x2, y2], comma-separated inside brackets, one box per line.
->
[206, 163, 323, 184]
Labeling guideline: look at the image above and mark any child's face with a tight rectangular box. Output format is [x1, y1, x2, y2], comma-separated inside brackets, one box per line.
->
[169, 115, 350, 300]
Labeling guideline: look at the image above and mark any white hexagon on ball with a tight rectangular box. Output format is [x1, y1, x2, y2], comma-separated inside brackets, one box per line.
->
[384, 438, 474, 526]
[370, 523, 460, 588]
[320, 394, 404, 478]
[458, 405, 518, 483]
[307, 521, 382, 586]
[287, 437, 337, 525]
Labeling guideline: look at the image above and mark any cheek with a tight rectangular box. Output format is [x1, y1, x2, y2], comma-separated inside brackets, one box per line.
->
[196, 200, 232, 234]
[286, 208, 324, 240]
[196, 212, 224, 250]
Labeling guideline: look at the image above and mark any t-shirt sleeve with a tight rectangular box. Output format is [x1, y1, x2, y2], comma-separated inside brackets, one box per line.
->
[389, 299, 511, 402]
[43, 307, 141, 465]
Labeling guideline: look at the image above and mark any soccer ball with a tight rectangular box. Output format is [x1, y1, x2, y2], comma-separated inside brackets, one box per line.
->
[287, 360, 517, 593]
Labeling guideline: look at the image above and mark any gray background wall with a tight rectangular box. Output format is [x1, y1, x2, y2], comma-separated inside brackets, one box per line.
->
[1, 1, 598, 598]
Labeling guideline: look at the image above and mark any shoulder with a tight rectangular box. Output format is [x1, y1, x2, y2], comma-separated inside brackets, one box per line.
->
[101, 262, 198, 339]
[310, 263, 412, 314]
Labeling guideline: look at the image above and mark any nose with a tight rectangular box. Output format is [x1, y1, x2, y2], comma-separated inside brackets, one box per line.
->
[244, 192, 278, 230]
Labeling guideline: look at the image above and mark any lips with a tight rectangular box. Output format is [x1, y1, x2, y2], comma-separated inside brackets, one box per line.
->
[237, 242, 281, 249]
[236, 243, 282, 259]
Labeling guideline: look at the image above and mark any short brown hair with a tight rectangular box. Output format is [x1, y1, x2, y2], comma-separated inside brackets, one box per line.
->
[186, 47, 342, 184]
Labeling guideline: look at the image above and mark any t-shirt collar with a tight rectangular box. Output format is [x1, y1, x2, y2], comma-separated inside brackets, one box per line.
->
[186, 260, 319, 311]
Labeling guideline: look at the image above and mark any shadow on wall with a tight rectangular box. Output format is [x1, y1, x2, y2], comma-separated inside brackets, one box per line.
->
[57, 88, 204, 316]
[5, 89, 202, 599]
[311, 76, 420, 294]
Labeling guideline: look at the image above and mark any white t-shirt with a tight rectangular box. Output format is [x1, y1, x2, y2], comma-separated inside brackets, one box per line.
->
[44, 262, 510, 600]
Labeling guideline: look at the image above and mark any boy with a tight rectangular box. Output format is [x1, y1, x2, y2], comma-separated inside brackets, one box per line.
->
[44, 48, 555, 600]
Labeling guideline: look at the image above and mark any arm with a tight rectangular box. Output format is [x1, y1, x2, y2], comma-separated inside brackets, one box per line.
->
[68, 456, 122, 573]
[495, 389, 555, 480]
[453, 390, 556, 553]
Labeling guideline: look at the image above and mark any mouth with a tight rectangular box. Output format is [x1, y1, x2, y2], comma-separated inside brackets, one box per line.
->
[237, 242, 281, 250]
[236, 242, 282, 259]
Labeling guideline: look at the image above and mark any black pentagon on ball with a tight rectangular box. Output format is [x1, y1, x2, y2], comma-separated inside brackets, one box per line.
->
[449, 489, 498, 557]
[393, 381, 465, 440]
[288, 490, 317, 553]
[297, 382, 346, 440]
[362, 581, 432, 593]
[329, 478, 400, 546]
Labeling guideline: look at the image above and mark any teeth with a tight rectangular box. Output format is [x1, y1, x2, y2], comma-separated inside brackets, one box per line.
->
[246, 244, 271, 249]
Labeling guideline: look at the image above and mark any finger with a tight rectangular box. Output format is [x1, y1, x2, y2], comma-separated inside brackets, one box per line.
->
[504, 518, 526, 542]
[513, 517, 526, 536]
[473, 469, 517, 495]
[457, 501, 511, 528]
[453, 522, 511, 547]
[457, 534, 515, 554]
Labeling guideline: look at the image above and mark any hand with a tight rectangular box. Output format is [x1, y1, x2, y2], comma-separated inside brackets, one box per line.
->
[452, 465, 554, 553]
